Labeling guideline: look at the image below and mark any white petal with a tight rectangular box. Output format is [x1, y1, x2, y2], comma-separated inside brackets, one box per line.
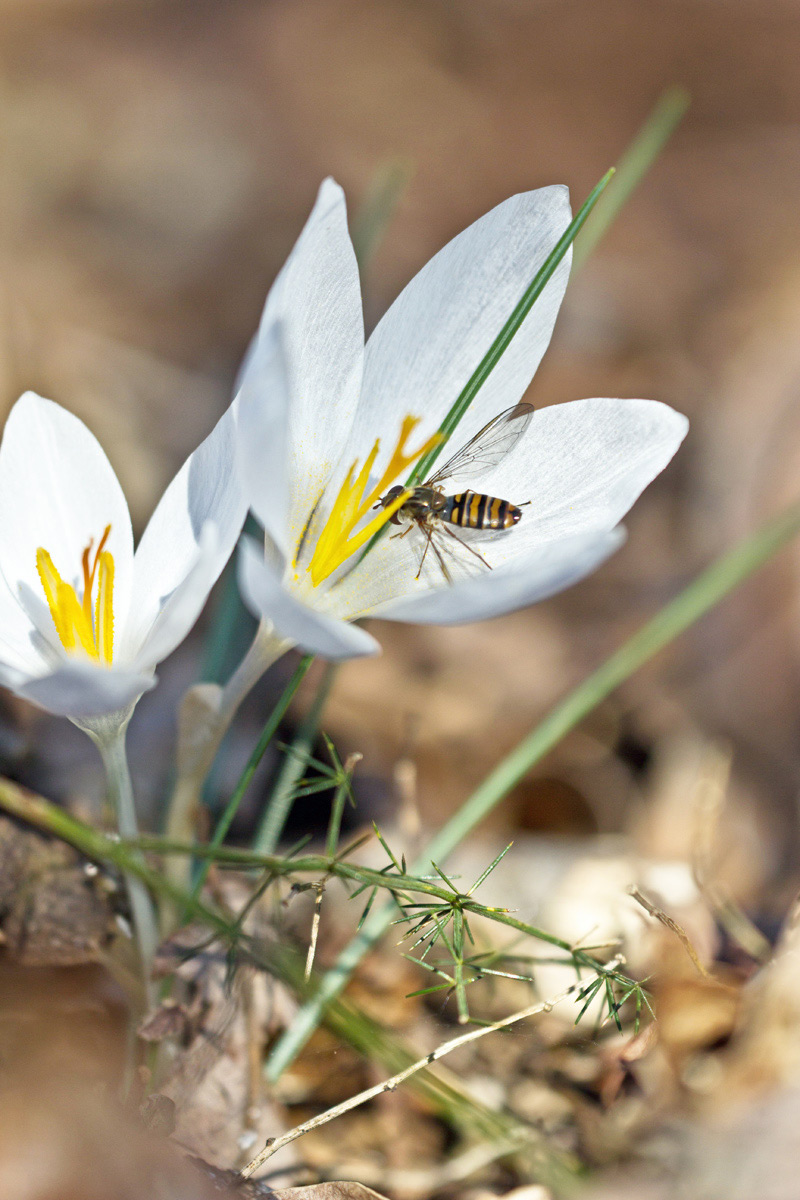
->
[132, 524, 222, 671]
[238, 536, 379, 661]
[481, 398, 689, 560]
[0, 658, 29, 692]
[245, 178, 365, 549]
[0, 392, 134, 635]
[370, 528, 625, 625]
[0, 571, 46, 674]
[121, 403, 247, 664]
[235, 321, 291, 556]
[350, 186, 572, 471]
[14, 661, 154, 720]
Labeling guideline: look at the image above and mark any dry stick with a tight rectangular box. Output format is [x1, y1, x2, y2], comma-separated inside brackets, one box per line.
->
[305, 883, 325, 981]
[239, 982, 579, 1179]
[628, 885, 713, 980]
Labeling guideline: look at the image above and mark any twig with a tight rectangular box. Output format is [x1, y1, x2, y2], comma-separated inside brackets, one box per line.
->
[629, 885, 712, 979]
[239, 982, 578, 1178]
[304, 883, 325, 981]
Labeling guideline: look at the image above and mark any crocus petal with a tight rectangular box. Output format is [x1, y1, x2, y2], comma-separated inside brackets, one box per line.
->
[0, 392, 134, 638]
[235, 321, 291, 556]
[0, 658, 29, 692]
[349, 186, 572, 473]
[0, 573, 47, 674]
[14, 661, 155, 720]
[370, 528, 625, 626]
[475, 398, 690, 560]
[120, 403, 247, 665]
[246, 178, 364, 550]
[238, 536, 380, 661]
[132, 524, 222, 672]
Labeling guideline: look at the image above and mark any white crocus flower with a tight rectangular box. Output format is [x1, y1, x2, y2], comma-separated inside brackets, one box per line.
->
[0, 390, 247, 725]
[235, 179, 688, 660]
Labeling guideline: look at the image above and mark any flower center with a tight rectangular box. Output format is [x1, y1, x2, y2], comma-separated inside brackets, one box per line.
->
[305, 415, 442, 587]
[36, 524, 115, 664]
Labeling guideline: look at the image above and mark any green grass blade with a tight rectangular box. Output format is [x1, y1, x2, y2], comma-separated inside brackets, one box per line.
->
[252, 662, 336, 854]
[572, 86, 690, 273]
[265, 498, 800, 1080]
[350, 160, 413, 272]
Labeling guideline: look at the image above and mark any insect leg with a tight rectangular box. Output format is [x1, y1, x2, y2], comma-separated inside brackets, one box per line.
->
[415, 520, 454, 584]
[389, 523, 416, 541]
[428, 534, 454, 585]
[415, 522, 436, 579]
[442, 524, 492, 570]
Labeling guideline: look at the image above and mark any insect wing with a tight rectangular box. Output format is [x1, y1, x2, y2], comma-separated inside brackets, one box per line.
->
[426, 402, 534, 488]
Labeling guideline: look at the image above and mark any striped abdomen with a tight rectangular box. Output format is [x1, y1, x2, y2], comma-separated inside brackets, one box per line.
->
[445, 491, 522, 530]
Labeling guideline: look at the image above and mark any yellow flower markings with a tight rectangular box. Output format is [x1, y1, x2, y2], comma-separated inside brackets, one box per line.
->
[36, 524, 115, 664]
[306, 416, 443, 587]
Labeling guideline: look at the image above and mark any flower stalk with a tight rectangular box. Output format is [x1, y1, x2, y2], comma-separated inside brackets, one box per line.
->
[164, 620, 288, 891]
[183, 652, 314, 916]
[87, 719, 159, 994]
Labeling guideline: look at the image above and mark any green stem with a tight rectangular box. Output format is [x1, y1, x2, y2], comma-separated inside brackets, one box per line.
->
[265, 497, 800, 1080]
[325, 763, 352, 859]
[572, 86, 690, 272]
[350, 160, 413, 272]
[186, 654, 314, 912]
[164, 621, 287, 897]
[125, 836, 615, 973]
[92, 723, 159, 986]
[253, 661, 337, 854]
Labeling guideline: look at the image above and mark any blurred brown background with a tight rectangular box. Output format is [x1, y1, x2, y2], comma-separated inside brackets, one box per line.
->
[2, 0, 800, 889]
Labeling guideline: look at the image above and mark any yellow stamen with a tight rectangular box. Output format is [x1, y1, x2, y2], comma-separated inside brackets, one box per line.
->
[95, 550, 115, 665]
[57, 578, 97, 657]
[36, 548, 71, 648]
[35, 525, 116, 664]
[306, 415, 443, 587]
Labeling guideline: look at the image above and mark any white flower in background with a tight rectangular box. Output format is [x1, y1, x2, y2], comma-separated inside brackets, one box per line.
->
[0, 391, 247, 722]
[236, 179, 689, 661]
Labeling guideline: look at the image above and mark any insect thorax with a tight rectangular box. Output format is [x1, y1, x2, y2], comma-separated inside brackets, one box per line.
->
[381, 485, 446, 525]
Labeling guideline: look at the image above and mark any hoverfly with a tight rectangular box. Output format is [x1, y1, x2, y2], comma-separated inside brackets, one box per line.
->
[379, 401, 534, 583]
